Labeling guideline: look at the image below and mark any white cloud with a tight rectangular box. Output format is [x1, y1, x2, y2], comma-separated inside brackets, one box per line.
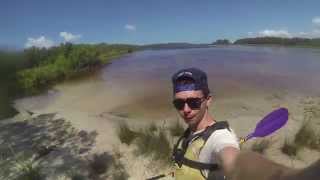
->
[298, 32, 308, 36]
[258, 29, 292, 38]
[295, 30, 320, 38]
[247, 32, 254, 36]
[312, 29, 320, 36]
[25, 36, 55, 48]
[59, 32, 82, 42]
[249, 17, 320, 39]
[124, 24, 136, 31]
[312, 17, 320, 26]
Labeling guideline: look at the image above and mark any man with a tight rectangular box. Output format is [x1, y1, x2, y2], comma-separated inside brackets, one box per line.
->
[171, 67, 320, 180]
[171, 67, 239, 180]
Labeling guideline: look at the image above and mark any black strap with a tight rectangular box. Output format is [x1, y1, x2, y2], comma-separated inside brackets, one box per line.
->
[201, 121, 230, 141]
[180, 121, 230, 151]
[181, 156, 220, 171]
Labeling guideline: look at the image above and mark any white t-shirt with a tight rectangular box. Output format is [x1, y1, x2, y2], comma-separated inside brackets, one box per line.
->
[190, 128, 239, 178]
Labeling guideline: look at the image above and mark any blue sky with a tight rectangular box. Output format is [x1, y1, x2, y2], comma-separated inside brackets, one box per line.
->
[1, 0, 320, 48]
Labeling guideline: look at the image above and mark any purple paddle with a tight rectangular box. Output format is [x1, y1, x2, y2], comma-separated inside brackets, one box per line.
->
[241, 107, 289, 143]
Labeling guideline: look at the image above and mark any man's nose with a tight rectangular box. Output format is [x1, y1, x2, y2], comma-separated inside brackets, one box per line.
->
[183, 103, 192, 112]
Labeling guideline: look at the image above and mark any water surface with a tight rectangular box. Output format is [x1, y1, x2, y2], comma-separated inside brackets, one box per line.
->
[14, 46, 320, 120]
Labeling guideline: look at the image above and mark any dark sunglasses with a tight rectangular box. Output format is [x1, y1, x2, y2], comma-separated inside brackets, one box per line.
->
[173, 97, 206, 110]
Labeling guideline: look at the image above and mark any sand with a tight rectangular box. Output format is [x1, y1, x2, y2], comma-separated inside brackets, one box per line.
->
[2, 77, 319, 179]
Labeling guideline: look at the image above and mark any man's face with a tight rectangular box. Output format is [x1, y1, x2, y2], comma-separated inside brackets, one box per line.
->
[173, 90, 211, 128]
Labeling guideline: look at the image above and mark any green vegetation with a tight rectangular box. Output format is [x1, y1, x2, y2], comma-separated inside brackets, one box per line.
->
[111, 150, 129, 180]
[141, 43, 210, 50]
[294, 121, 320, 150]
[251, 139, 271, 154]
[212, 39, 231, 45]
[89, 152, 113, 179]
[135, 126, 172, 163]
[18, 43, 137, 94]
[281, 139, 298, 157]
[148, 122, 158, 132]
[9, 148, 43, 180]
[117, 122, 172, 164]
[281, 101, 320, 157]
[117, 121, 139, 145]
[169, 120, 185, 137]
[234, 37, 320, 48]
[0, 43, 137, 119]
[0, 51, 25, 119]
[13, 159, 43, 180]
[296, 100, 320, 151]
[70, 173, 87, 180]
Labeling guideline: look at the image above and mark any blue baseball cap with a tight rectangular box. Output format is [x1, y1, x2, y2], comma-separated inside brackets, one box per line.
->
[172, 68, 210, 96]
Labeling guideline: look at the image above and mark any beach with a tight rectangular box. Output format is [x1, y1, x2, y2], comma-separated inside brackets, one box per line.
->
[3, 79, 318, 179]
[2, 47, 320, 179]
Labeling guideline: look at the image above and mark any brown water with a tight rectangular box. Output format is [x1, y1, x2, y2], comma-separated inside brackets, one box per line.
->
[14, 46, 320, 121]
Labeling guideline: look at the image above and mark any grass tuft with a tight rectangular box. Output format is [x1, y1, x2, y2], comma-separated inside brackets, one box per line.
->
[135, 126, 172, 163]
[281, 120, 320, 157]
[148, 122, 158, 132]
[251, 139, 271, 154]
[281, 139, 298, 157]
[294, 121, 320, 150]
[89, 152, 113, 177]
[117, 121, 139, 145]
[13, 158, 43, 180]
[117, 121, 174, 165]
[111, 149, 129, 180]
[169, 120, 185, 137]
[70, 173, 87, 180]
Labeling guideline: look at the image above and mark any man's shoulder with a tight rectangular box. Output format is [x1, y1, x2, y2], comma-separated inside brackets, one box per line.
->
[208, 121, 238, 141]
[200, 121, 230, 140]
[205, 126, 240, 153]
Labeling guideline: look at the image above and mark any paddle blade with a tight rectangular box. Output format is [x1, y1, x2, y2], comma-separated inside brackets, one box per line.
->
[248, 107, 288, 140]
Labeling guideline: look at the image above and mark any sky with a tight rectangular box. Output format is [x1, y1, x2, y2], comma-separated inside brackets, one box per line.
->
[1, 0, 320, 49]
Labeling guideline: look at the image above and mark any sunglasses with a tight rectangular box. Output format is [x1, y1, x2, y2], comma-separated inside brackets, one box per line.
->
[173, 97, 206, 110]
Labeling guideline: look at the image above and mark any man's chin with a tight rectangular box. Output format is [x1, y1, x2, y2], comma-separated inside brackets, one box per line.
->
[184, 118, 197, 127]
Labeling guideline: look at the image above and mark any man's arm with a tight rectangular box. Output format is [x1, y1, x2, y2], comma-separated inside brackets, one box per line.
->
[221, 151, 320, 180]
[218, 146, 239, 175]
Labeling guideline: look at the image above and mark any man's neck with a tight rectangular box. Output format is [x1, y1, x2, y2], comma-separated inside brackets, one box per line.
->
[191, 111, 215, 132]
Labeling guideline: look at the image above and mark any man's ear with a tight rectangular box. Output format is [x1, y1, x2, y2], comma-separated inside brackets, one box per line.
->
[206, 95, 213, 106]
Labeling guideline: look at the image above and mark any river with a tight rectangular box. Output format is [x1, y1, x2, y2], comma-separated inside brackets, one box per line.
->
[13, 45, 320, 121]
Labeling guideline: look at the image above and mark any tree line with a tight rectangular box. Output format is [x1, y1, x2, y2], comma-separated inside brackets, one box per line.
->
[234, 37, 320, 47]
[17, 43, 137, 94]
[0, 43, 137, 118]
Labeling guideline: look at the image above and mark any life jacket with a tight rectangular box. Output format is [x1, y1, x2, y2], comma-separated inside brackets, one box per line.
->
[172, 121, 230, 180]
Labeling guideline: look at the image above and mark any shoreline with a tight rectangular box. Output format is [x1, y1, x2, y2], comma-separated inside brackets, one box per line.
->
[6, 83, 320, 179]
[0, 45, 137, 121]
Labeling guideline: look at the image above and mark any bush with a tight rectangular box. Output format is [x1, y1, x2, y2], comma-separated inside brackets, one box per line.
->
[281, 139, 298, 157]
[251, 139, 271, 154]
[281, 119, 320, 157]
[89, 152, 113, 176]
[169, 120, 185, 137]
[135, 126, 172, 163]
[17, 44, 137, 94]
[13, 158, 43, 180]
[117, 121, 139, 145]
[294, 121, 320, 150]
[111, 149, 129, 180]
[117, 122, 173, 164]
[148, 122, 158, 132]
[71, 173, 87, 180]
